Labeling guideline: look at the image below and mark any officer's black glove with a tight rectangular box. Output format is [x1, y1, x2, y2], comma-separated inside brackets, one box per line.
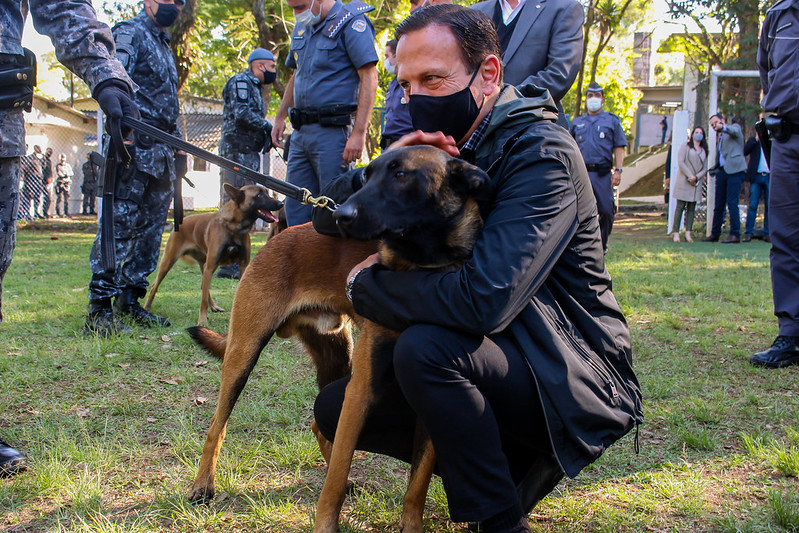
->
[262, 122, 274, 153]
[94, 79, 140, 165]
[175, 153, 188, 181]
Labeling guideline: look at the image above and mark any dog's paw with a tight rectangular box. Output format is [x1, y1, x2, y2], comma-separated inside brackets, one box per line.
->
[210, 305, 225, 313]
[187, 486, 214, 505]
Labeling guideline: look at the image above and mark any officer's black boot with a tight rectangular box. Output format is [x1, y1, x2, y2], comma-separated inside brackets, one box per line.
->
[114, 289, 171, 327]
[216, 264, 240, 279]
[0, 437, 26, 478]
[84, 299, 131, 337]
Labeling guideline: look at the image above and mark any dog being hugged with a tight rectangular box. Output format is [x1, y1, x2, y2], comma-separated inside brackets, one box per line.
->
[144, 183, 283, 325]
[185, 146, 492, 533]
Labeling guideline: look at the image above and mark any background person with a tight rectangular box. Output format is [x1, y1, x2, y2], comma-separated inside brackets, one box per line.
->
[751, 0, 799, 367]
[380, 39, 413, 150]
[216, 47, 277, 279]
[314, 6, 642, 531]
[85, 0, 185, 336]
[742, 136, 770, 242]
[703, 113, 746, 243]
[471, 0, 583, 128]
[81, 153, 98, 215]
[670, 126, 708, 243]
[568, 81, 627, 253]
[54, 154, 73, 217]
[271, 0, 379, 226]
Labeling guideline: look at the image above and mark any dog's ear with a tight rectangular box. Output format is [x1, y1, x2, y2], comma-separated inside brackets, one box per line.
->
[223, 183, 245, 204]
[446, 158, 493, 202]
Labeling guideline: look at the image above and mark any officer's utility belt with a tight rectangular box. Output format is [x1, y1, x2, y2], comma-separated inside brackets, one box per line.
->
[380, 134, 404, 150]
[0, 49, 37, 112]
[585, 163, 612, 174]
[764, 115, 799, 142]
[289, 105, 357, 130]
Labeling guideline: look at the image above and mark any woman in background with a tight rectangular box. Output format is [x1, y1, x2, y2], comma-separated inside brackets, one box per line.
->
[671, 126, 708, 242]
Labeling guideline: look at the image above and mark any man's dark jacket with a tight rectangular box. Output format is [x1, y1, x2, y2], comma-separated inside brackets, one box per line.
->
[350, 84, 643, 478]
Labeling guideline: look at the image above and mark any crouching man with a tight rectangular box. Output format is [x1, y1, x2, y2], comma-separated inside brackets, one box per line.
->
[313, 5, 643, 532]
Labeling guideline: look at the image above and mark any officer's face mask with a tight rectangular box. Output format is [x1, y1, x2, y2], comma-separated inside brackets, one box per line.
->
[152, 0, 180, 28]
[262, 69, 277, 85]
[383, 58, 396, 75]
[408, 68, 485, 143]
[296, 0, 322, 27]
[586, 96, 603, 113]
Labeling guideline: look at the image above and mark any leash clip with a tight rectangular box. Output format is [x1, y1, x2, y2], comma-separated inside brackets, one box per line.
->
[301, 188, 337, 212]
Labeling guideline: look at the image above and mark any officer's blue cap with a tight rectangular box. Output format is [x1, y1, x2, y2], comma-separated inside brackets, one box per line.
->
[248, 49, 275, 63]
[586, 81, 604, 93]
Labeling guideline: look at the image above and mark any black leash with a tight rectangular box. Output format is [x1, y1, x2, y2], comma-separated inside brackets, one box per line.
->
[121, 117, 336, 209]
[98, 117, 337, 274]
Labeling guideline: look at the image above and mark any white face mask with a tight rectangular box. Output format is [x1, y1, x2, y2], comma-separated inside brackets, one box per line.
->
[383, 58, 396, 75]
[296, 0, 321, 26]
[586, 97, 602, 113]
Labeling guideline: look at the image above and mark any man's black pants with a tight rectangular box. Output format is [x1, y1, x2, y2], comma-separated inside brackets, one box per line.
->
[314, 324, 553, 523]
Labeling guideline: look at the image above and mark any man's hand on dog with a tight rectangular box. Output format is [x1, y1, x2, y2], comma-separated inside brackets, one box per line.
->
[348, 253, 381, 282]
[387, 131, 460, 157]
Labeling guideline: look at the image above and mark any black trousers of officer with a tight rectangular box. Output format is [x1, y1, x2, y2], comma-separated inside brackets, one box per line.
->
[314, 323, 553, 524]
[769, 135, 799, 337]
[587, 170, 615, 251]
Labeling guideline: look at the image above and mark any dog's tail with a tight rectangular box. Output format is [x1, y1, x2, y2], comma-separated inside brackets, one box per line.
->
[187, 326, 227, 360]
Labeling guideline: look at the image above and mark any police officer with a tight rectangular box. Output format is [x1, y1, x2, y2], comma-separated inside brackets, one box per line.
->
[84, 0, 187, 336]
[751, 0, 799, 368]
[569, 81, 627, 253]
[380, 39, 413, 150]
[271, 0, 379, 226]
[81, 153, 98, 215]
[0, 0, 137, 477]
[216, 48, 277, 279]
[220, 48, 277, 201]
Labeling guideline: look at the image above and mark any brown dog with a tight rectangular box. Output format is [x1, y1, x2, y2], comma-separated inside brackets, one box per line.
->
[144, 183, 283, 325]
[186, 146, 491, 532]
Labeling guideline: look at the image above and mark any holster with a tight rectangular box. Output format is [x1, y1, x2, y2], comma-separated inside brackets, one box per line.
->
[0, 48, 37, 112]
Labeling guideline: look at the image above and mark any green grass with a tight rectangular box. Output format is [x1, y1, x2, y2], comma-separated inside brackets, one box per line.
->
[1, 212, 797, 532]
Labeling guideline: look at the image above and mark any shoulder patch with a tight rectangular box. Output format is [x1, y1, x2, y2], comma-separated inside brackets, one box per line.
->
[115, 32, 135, 54]
[236, 80, 251, 102]
[351, 19, 367, 32]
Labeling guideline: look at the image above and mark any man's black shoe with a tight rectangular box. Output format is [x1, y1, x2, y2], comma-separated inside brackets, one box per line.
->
[702, 235, 719, 242]
[0, 438, 27, 477]
[750, 336, 799, 368]
[114, 291, 171, 327]
[722, 235, 740, 243]
[216, 264, 240, 279]
[742, 234, 752, 243]
[84, 301, 131, 337]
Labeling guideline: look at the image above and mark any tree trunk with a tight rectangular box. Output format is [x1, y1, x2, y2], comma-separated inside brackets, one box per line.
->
[170, 0, 199, 92]
[573, 0, 596, 117]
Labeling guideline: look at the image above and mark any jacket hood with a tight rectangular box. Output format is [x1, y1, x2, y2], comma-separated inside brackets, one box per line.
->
[475, 84, 559, 164]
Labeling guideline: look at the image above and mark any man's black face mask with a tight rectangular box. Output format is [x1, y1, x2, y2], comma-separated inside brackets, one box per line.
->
[408, 68, 484, 142]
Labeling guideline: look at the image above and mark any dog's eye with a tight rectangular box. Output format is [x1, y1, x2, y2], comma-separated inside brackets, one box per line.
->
[395, 170, 406, 180]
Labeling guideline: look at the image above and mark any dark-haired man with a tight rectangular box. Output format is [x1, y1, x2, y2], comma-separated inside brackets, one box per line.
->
[313, 5, 642, 531]
[703, 113, 746, 243]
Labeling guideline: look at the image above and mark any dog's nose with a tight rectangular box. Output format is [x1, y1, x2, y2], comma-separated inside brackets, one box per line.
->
[332, 203, 357, 229]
